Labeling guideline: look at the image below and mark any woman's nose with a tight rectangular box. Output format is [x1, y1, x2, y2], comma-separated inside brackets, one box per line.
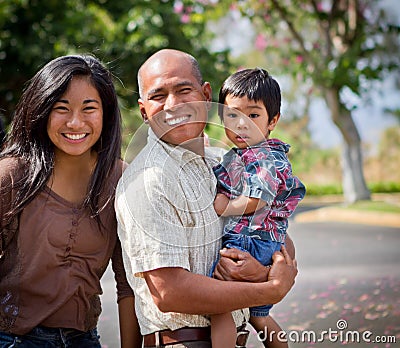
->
[66, 111, 84, 128]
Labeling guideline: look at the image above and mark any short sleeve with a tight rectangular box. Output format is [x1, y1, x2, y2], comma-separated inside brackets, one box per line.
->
[116, 166, 192, 276]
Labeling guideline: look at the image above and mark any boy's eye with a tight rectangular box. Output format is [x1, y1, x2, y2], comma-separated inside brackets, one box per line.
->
[225, 113, 237, 118]
[249, 113, 259, 119]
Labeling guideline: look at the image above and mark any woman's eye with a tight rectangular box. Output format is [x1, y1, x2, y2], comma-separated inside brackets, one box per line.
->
[53, 106, 68, 111]
[84, 106, 97, 111]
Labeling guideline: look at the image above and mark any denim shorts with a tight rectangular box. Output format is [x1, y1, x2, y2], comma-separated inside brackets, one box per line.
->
[0, 326, 101, 348]
[210, 232, 283, 317]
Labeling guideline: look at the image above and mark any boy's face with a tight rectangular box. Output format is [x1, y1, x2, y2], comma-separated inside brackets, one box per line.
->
[222, 95, 279, 148]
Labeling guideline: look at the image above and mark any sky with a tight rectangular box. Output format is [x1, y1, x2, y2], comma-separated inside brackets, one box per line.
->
[210, 0, 400, 151]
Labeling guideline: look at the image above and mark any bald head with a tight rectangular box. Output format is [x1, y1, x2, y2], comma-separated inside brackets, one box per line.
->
[137, 49, 203, 98]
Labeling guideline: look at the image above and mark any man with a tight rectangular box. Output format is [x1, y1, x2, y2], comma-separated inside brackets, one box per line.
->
[115, 49, 297, 347]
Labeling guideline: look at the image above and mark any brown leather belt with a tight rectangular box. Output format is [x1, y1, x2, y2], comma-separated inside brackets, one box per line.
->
[144, 327, 211, 346]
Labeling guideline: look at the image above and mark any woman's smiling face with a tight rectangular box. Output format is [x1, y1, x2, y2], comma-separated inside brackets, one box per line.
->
[47, 75, 103, 159]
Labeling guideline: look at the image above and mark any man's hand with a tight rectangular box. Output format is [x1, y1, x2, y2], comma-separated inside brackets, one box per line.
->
[213, 193, 230, 216]
[213, 248, 269, 282]
[267, 245, 298, 301]
[213, 246, 298, 302]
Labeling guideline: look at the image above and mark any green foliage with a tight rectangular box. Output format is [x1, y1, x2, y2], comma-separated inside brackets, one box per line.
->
[0, 0, 233, 132]
[304, 183, 343, 196]
[306, 181, 400, 196]
[368, 181, 400, 194]
[208, 0, 400, 113]
[341, 200, 400, 214]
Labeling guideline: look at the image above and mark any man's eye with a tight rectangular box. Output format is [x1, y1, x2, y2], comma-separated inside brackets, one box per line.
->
[149, 94, 164, 101]
[179, 88, 192, 94]
[249, 113, 259, 119]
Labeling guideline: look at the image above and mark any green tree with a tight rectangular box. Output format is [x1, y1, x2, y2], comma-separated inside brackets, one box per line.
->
[208, 0, 400, 203]
[0, 0, 231, 134]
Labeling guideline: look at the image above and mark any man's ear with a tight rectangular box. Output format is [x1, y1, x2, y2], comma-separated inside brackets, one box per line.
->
[202, 82, 212, 104]
[138, 99, 148, 123]
[268, 113, 280, 131]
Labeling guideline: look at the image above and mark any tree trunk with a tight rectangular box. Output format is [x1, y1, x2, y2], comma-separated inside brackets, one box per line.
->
[324, 87, 371, 203]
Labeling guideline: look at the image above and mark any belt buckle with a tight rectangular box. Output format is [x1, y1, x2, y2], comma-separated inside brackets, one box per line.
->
[236, 327, 250, 348]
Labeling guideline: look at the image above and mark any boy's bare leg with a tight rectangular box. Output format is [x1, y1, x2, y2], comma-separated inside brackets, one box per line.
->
[250, 315, 288, 348]
[210, 312, 236, 348]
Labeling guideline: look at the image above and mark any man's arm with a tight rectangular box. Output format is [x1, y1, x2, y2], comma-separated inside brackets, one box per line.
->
[143, 248, 297, 314]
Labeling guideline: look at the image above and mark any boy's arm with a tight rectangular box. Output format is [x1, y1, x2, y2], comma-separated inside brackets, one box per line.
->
[214, 193, 267, 217]
[285, 233, 295, 260]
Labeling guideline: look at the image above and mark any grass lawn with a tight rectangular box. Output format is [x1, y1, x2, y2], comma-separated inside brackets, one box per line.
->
[343, 200, 400, 214]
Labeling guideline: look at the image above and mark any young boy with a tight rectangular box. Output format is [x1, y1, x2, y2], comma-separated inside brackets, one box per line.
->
[210, 68, 306, 348]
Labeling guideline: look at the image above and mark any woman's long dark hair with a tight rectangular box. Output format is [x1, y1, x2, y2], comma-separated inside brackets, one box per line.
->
[1, 54, 122, 224]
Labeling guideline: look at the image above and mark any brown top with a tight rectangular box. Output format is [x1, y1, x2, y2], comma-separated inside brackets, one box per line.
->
[0, 157, 133, 335]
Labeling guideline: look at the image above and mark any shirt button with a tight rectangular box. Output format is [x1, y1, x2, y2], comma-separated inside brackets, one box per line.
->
[72, 220, 78, 226]
[66, 247, 71, 252]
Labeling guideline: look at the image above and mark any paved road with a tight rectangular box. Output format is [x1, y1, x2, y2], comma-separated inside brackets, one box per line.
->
[98, 221, 400, 347]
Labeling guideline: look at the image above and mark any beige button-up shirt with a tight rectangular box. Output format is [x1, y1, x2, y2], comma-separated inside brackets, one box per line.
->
[116, 129, 248, 335]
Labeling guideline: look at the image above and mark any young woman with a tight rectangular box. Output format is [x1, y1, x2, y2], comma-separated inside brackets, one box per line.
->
[0, 55, 140, 347]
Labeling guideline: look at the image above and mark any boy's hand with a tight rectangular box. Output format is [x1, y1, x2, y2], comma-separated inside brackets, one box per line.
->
[213, 193, 229, 216]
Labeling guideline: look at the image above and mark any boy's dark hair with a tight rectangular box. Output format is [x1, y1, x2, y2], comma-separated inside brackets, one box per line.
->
[218, 68, 281, 123]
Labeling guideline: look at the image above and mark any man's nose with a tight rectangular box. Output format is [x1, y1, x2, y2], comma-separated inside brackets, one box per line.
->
[164, 93, 181, 111]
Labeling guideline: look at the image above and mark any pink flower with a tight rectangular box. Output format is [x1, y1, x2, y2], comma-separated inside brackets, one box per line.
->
[174, 2, 184, 14]
[295, 55, 304, 63]
[181, 14, 190, 23]
[255, 34, 267, 51]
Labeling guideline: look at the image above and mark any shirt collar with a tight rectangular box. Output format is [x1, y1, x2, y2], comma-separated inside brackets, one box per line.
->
[147, 128, 203, 163]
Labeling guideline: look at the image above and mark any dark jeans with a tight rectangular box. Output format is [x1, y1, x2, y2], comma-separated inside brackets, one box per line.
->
[146, 342, 211, 348]
[0, 326, 101, 348]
